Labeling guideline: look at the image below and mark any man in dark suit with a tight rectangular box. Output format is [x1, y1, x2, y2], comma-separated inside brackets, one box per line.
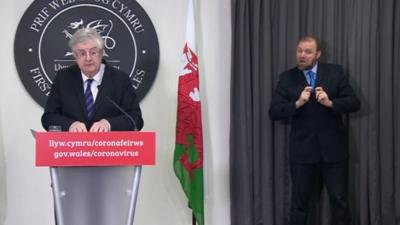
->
[42, 28, 143, 132]
[269, 36, 360, 225]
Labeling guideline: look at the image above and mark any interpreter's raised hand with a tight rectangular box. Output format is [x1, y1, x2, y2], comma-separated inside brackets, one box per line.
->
[69, 121, 87, 132]
[315, 87, 333, 108]
[296, 86, 312, 109]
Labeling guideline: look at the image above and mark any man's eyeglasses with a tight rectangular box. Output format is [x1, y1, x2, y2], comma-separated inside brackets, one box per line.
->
[74, 48, 102, 59]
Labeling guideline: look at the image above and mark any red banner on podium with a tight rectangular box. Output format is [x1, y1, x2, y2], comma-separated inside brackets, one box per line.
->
[35, 131, 156, 166]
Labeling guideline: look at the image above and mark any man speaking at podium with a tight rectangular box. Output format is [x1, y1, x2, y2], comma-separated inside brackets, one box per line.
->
[41, 28, 143, 132]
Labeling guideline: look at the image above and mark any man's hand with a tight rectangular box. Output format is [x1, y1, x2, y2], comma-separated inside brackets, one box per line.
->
[69, 121, 87, 132]
[315, 87, 333, 108]
[89, 119, 111, 132]
[296, 86, 312, 109]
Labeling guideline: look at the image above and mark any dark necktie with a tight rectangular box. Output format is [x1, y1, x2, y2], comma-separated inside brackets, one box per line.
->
[85, 79, 94, 117]
[307, 70, 316, 92]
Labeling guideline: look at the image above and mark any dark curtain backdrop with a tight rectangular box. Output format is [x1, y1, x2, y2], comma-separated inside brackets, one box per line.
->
[230, 0, 400, 225]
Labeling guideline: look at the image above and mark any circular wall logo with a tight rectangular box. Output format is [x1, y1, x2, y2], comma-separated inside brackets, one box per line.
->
[14, 0, 159, 107]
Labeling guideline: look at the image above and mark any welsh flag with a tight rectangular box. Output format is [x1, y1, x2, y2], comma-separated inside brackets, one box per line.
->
[173, 0, 204, 225]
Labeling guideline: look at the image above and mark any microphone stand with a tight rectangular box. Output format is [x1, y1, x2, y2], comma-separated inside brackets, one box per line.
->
[103, 95, 141, 225]
[127, 164, 142, 225]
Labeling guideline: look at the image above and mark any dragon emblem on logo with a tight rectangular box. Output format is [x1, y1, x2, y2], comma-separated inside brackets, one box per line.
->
[14, 1, 159, 107]
[62, 19, 116, 57]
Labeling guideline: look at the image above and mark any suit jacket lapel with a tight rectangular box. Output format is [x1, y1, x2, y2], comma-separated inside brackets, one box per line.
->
[71, 66, 88, 120]
[298, 69, 308, 86]
[91, 65, 112, 119]
[315, 63, 326, 88]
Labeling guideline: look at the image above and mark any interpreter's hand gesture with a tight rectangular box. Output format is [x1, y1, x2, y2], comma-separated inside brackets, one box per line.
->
[296, 86, 312, 109]
[315, 87, 333, 108]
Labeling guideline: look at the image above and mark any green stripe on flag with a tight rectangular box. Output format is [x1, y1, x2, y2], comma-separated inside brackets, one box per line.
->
[174, 134, 204, 225]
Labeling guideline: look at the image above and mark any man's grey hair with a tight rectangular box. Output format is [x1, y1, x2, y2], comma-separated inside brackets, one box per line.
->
[68, 28, 104, 51]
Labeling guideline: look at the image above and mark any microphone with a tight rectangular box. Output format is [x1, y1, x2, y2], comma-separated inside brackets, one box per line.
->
[105, 95, 138, 131]
[98, 85, 138, 131]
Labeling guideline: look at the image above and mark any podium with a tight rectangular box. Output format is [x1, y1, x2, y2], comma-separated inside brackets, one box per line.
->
[35, 131, 156, 225]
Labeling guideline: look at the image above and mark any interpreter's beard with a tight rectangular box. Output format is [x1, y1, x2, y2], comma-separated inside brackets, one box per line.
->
[297, 60, 318, 71]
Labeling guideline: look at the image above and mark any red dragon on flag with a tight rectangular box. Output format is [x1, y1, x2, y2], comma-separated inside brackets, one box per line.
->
[173, 1, 204, 224]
